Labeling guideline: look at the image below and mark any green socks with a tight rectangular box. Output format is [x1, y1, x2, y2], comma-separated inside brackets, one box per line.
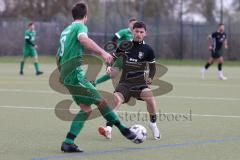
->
[20, 61, 24, 72]
[95, 74, 111, 85]
[99, 106, 126, 131]
[64, 106, 126, 144]
[20, 61, 41, 74]
[64, 110, 90, 144]
[34, 62, 40, 73]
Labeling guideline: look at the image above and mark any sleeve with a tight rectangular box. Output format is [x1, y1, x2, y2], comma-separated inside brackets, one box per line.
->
[112, 35, 119, 42]
[115, 29, 126, 39]
[146, 47, 156, 63]
[77, 25, 88, 39]
[211, 32, 216, 39]
[24, 33, 30, 40]
[25, 32, 35, 46]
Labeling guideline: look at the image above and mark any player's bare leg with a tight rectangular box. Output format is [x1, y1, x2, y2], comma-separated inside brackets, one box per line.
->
[217, 56, 227, 80]
[140, 88, 161, 140]
[201, 57, 215, 79]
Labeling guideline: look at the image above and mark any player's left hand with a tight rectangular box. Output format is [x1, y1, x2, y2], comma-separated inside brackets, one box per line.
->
[106, 66, 112, 74]
[146, 78, 152, 85]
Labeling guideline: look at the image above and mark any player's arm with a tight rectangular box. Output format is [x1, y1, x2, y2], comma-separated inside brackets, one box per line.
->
[207, 34, 213, 50]
[25, 35, 35, 47]
[146, 47, 156, 85]
[224, 37, 228, 49]
[148, 63, 156, 79]
[112, 29, 125, 43]
[78, 35, 112, 64]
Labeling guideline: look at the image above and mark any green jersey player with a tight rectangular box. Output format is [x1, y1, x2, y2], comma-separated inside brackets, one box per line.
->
[93, 18, 137, 86]
[57, 3, 137, 153]
[20, 22, 43, 75]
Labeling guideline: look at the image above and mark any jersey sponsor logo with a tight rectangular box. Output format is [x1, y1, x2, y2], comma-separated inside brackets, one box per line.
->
[129, 58, 138, 62]
[138, 52, 144, 59]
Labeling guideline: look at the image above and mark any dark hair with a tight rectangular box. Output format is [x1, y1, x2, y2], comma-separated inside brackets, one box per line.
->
[28, 22, 34, 27]
[72, 2, 88, 20]
[133, 21, 147, 31]
[129, 18, 137, 23]
[219, 23, 224, 26]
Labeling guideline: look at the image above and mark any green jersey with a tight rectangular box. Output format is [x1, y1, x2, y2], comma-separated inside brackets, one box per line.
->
[115, 28, 133, 45]
[24, 29, 36, 48]
[57, 22, 88, 65]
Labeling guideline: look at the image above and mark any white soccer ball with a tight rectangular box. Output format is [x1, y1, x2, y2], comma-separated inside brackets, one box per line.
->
[130, 124, 147, 144]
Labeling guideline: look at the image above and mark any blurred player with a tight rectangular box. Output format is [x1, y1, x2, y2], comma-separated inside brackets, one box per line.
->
[57, 2, 137, 153]
[19, 22, 43, 75]
[201, 23, 228, 80]
[98, 21, 161, 140]
[93, 18, 137, 86]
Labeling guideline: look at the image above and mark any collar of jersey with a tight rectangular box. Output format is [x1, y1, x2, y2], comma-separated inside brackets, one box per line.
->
[72, 21, 84, 25]
[132, 40, 145, 44]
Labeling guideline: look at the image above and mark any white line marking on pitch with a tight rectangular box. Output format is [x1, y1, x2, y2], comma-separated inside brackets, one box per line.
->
[0, 88, 240, 101]
[0, 105, 240, 119]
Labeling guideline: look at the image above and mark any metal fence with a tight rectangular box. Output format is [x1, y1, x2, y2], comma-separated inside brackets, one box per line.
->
[0, 19, 239, 60]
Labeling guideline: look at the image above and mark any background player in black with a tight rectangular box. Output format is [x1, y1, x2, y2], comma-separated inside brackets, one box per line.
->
[98, 21, 161, 140]
[201, 23, 228, 80]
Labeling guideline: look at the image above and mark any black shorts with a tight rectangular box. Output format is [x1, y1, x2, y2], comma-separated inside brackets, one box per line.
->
[114, 82, 149, 103]
[211, 50, 223, 59]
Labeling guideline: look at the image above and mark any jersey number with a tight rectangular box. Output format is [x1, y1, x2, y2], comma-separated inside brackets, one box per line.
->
[59, 29, 71, 57]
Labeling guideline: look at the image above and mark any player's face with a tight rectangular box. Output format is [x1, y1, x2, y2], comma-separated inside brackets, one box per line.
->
[29, 24, 35, 30]
[219, 25, 225, 32]
[133, 27, 146, 42]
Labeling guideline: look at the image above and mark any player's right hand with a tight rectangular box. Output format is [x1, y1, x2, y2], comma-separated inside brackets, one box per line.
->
[106, 66, 112, 74]
[208, 46, 213, 51]
[102, 52, 113, 64]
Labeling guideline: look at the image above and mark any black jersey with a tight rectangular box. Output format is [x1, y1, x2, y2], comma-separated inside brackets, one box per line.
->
[211, 31, 227, 51]
[114, 41, 155, 84]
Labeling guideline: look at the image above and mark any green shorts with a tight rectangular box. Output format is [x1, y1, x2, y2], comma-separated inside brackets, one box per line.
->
[23, 47, 38, 57]
[62, 68, 101, 106]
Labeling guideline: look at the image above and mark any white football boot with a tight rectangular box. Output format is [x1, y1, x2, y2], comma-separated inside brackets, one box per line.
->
[218, 71, 227, 80]
[200, 68, 206, 80]
[149, 122, 161, 140]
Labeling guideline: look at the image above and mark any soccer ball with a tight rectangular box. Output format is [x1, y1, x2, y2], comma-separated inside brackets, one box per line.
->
[130, 124, 147, 144]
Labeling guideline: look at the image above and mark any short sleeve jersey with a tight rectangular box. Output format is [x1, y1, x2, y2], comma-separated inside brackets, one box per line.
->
[24, 29, 36, 47]
[115, 28, 133, 45]
[211, 31, 227, 51]
[57, 22, 88, 65]
[115, 41, 155, 84]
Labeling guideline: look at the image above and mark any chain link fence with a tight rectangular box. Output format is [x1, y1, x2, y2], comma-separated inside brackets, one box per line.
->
[0, 18, 239, 60]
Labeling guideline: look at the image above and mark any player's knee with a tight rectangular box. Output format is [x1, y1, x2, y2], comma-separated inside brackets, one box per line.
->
[114, 92, 124, 106]
[209, 60, 214, 65]
[33, 56, 38, 62]
[114, 95, 122, 107]
[141, 88, 153, 97]
[80, 104, 92, 114]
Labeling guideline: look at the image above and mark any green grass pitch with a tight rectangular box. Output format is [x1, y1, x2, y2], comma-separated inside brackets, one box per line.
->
[0, 56, 240, 160]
